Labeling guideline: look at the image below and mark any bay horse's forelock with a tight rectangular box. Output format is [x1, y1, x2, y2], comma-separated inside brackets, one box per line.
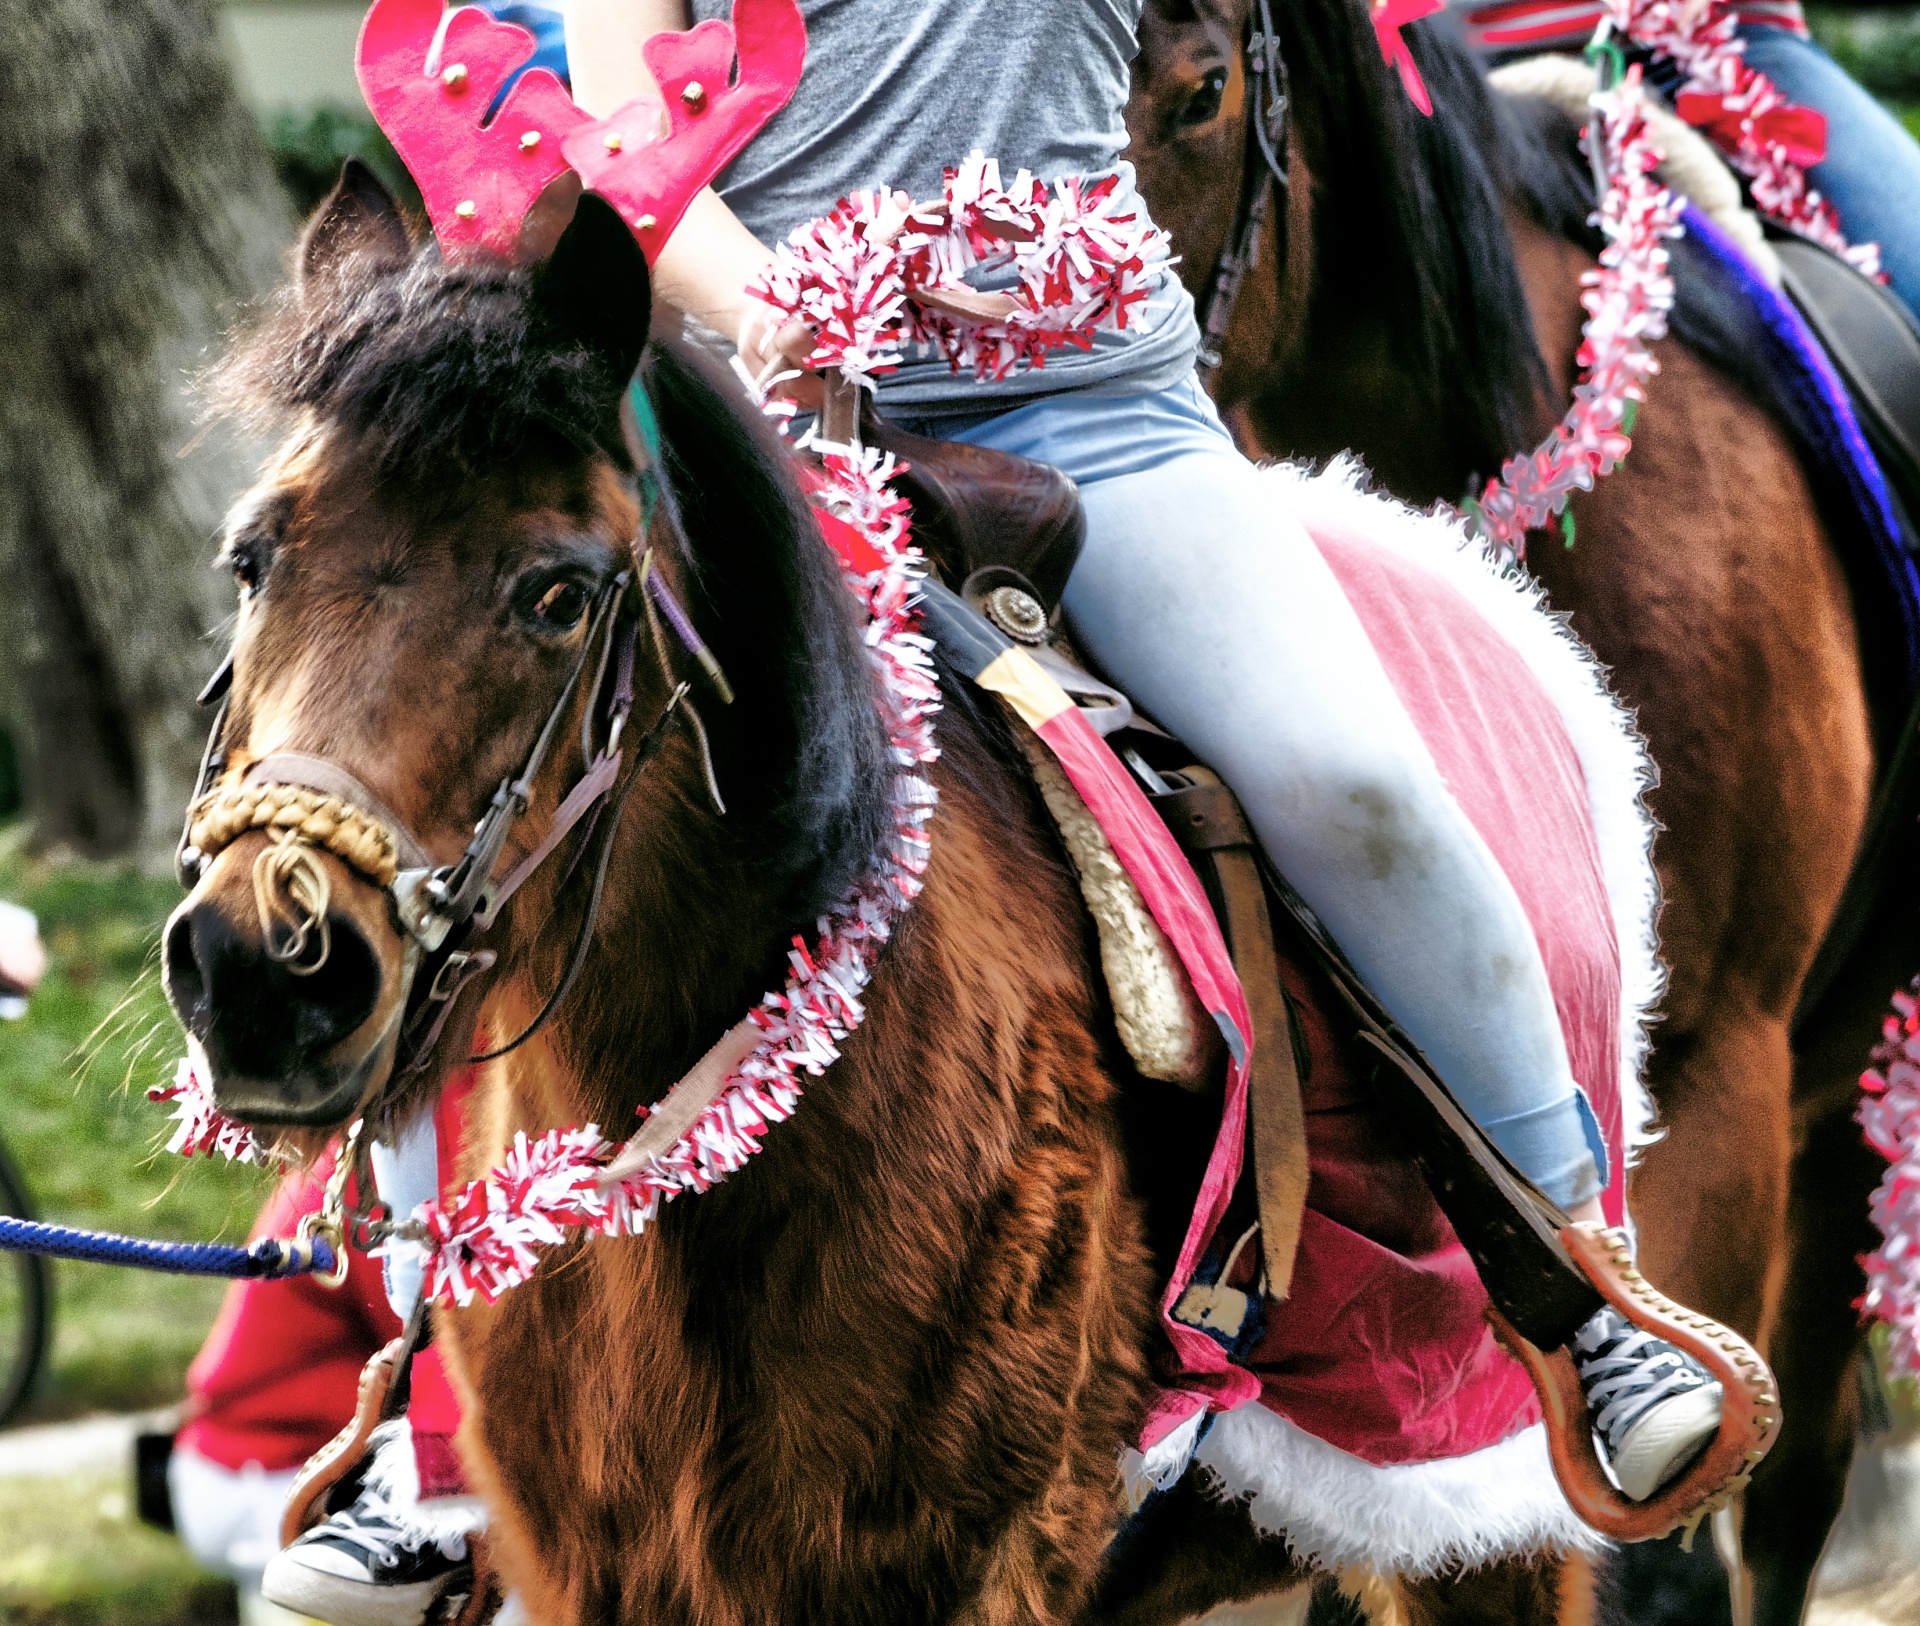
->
[1129, 3, 1886, 1619]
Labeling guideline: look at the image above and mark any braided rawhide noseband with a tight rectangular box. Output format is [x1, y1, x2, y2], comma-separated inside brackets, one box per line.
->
[188, 782, 402, 889]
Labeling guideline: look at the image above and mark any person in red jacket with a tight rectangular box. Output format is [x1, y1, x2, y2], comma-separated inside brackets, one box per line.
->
[170, 1158, 400, 1612]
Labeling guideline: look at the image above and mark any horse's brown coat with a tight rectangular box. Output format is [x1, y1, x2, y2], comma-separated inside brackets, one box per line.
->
[448, 713, 1159, 1624]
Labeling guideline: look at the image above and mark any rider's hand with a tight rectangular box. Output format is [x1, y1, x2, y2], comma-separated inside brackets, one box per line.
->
[737, 306, 824, 410]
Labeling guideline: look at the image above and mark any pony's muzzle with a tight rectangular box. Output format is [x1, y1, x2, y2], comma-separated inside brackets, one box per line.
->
[163, 831, 411, 1127]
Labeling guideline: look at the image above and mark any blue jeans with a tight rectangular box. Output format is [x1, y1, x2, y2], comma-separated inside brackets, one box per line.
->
[919, 380, 1610, 1208]
[1739, 24, 1920, 322]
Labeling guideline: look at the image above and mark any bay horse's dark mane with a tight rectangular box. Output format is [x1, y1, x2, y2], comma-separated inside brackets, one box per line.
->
[1279, 0, 1556, 471]
[214, 240, 896, 926]
[1292, 0, 1844, 505]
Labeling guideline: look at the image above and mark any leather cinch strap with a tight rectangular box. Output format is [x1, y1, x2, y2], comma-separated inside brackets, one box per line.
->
[1151, 776, 1309, 1301]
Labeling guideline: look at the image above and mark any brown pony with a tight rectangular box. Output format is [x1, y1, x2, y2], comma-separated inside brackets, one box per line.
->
[1128, 6, 1899, 1622]
[161, 164, 1607, 1625]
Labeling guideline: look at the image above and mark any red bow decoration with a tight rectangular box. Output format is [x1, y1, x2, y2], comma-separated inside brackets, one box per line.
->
[562, 0, 807, 264]
[357, 0, 591, 257]
[1372, 0, 1444, 116]
[1675, 90, 1828, 171]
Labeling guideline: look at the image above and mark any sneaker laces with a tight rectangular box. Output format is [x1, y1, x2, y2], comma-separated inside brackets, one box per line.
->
[1573, 1306, 1715, 1447]
[301, 1490, 469, 1569]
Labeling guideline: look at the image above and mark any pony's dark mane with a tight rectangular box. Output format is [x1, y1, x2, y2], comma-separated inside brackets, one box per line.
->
[1278, 0, 1551, 471]
[212, 249, 634, 479]
[640, 339, 895, 922]
[216, 244, 894, 928]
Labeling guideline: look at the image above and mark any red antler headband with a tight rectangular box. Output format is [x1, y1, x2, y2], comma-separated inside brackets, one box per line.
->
[563, 0, 807, 261]
[356, 0, 806, 263]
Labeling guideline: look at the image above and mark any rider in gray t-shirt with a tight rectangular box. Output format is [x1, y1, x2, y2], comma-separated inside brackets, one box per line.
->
[684, 0, 1198, 414]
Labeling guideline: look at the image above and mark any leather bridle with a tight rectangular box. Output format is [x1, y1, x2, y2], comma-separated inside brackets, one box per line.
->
[177, 515, 719, 1084]
[1196, 0, 1293, 381]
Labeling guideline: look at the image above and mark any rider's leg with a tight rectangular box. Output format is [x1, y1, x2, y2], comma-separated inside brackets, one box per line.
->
[1736, 22, 1920, 321]
[941, 378, 1606, 1209]
[935, 376, 1720, 1497]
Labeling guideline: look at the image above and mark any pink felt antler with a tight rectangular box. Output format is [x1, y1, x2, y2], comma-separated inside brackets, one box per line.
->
[561, 0, 807, 263]
[357, 0, 592, 258]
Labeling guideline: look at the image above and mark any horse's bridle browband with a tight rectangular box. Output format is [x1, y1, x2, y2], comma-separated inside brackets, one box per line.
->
[178, 548, 708, 1078]
[1196, 0, 1292, 380]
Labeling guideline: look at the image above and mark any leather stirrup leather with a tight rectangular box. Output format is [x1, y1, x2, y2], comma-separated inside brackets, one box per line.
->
[279, 1335, 406, 1548]
[1150, 772, 1310, 1300]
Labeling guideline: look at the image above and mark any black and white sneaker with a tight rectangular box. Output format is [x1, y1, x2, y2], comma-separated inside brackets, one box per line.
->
[261, 1491, 471, 1626]
[1573, 1305, 1724, 1501]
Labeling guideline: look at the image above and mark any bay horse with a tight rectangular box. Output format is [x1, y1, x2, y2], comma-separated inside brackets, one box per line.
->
[1128, 5, 1900, 1622]
[162, 168, 1609, 1623]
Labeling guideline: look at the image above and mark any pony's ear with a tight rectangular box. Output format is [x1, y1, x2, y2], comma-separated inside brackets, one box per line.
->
[530, 193, 653, 392]
[299, 159, 412, 291]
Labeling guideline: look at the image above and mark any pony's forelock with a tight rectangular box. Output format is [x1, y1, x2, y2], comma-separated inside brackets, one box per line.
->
[209, 246, 630, 481]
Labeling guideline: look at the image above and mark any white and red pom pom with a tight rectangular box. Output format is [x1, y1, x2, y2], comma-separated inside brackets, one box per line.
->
[148, 1055, 259, 1164]
[747, 151, 1173, 388]
[1860, 982, 1920, 1380]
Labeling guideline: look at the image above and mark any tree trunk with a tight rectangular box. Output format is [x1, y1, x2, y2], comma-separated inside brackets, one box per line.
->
[0, 0, 290, 861]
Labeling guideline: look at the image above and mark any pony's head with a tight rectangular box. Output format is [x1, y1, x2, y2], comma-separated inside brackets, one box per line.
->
[164, 164, 890, 1140]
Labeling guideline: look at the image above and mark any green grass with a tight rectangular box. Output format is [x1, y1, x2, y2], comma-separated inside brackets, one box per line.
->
[0, 831, 274, 1421]
[0, 1469, 236, 1626]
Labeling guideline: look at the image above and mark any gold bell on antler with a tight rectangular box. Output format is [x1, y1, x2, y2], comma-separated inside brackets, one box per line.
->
[519, 130, 542, 152]
[441, 62, 468, 91]
[680, 81, 707, 111]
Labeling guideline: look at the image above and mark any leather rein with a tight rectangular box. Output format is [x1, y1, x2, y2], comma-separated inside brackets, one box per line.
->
[177, 526, 716, 1082]
[1196, 0, 1293, 382]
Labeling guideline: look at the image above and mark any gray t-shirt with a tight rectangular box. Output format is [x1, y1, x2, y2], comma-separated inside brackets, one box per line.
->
[688, 0, 1198, 416]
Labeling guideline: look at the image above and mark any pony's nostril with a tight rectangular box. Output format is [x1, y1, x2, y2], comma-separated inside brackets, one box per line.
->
[166, 903, 383, 1080]
[162, 913, 209, 1035]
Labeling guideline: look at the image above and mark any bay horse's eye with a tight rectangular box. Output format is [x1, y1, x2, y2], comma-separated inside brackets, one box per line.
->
[1182, 67, 1228, 127]
[228, 541, 263, 596]
[526, 578, 593, 633]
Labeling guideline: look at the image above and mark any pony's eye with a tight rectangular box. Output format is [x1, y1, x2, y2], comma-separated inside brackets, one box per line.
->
[228, 542, 263, 596]
[1182, 68, 1228, 127]
[528, 579, 592, 632]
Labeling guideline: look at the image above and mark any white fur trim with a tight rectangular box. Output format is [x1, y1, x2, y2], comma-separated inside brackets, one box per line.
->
[363, 1418, 488, 1547]
[1193, 1403, 1606, 1577]
[1120, 1406, 1209, 1512]
[1271, 458, 1662, 1159]
[1489, 54, 1784, 289]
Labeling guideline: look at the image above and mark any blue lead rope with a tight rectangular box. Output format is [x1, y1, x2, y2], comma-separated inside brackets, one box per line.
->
[0, 1214, 337, 1280]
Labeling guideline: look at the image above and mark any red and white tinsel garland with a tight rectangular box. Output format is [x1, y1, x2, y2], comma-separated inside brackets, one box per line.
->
[150, 1055, 259, 1164]
[745, 151, 1171, 391]
[1859, 982, 1920, 1379]
[156, 154, 1154, 1308]
[1471, 64, 1683, 558]
[1606, 0, 1879, 276]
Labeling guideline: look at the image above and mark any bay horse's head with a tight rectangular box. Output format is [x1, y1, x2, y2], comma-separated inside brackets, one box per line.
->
[164, 163, 891, 1138]
[1127, 0, 1557, 493]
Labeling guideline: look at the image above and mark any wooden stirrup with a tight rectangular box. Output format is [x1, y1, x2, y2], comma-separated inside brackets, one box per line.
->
[279, 1335, 406, 1549]
[1487, 1222, 1780, 1546]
